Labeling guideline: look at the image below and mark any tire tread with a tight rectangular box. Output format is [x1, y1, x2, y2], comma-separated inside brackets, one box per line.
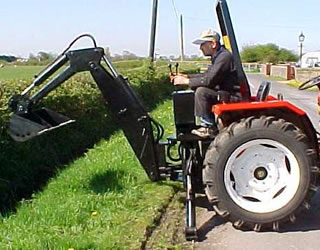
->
[203, 116, 318, 231]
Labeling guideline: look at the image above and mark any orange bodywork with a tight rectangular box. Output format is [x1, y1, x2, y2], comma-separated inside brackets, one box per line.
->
[212, 95, 306, 117]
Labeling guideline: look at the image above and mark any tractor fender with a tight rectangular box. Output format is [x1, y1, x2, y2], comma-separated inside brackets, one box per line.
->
[212, 98, 319, 159]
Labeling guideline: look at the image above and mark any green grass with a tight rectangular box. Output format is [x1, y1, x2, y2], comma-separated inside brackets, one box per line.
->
[286, 79, 301, 88]
[244, 68, 260, 73]
[285, 79, 318, 91]
[266, 76, 287, 82]
[267, 77, 319, 91]
[0, 60, 199, 82]
[0, 100, 181, 249]
[0, 62, 196, 249]
[0, 65, 43, 80]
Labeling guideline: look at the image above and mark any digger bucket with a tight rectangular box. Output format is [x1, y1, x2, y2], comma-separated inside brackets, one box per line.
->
[8, 108, 75, 142]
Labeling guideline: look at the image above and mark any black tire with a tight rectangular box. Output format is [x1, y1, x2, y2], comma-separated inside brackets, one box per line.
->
[203, 116, 319, 231]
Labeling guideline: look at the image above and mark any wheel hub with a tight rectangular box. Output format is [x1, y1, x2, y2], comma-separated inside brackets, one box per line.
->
[254, 166, 268, 180]
[249, 163, 278, 193]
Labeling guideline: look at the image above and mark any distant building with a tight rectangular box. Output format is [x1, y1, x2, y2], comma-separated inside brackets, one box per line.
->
[300, 51, 320, 68]
[16, 57, 28, 63]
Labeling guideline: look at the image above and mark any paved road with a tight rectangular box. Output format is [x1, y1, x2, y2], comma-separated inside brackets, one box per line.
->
[248, 74, 319, 131]
[195, 74, 320, 250]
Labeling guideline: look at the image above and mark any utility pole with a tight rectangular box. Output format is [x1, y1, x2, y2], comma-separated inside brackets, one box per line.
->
[180, 14, 185, 62]
[149, 0, 158, 61]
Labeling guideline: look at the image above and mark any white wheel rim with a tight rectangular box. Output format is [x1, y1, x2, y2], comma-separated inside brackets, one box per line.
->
[224, 139, 300, 213]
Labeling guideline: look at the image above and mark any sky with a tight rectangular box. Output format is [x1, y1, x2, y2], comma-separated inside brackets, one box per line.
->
[1, 0, 319, 58]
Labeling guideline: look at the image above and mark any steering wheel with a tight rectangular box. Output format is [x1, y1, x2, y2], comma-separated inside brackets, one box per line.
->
[298, 75, 320, 90]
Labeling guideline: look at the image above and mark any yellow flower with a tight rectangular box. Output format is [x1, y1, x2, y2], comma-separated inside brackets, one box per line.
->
[91, 211, 98, 217]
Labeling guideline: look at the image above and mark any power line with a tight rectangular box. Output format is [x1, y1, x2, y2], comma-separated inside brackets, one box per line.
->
[170, 0, 184, 61]
[171, 0, 179, 20]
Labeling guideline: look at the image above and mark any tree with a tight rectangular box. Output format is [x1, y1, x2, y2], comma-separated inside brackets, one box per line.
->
[240, 47, 259, 63]
[26, 52, 55, 65]
[241, 43, 298, 64]
[278, 48, 298, 62]
[38, 51, 53, 62]
[28, 53, 37, 60]
[104, 47, 111, 58]
[0, 55, 16, 62]
[169, 55, 175, 61]
[113, 53, 122, 61]
[122, 50, 138, 60]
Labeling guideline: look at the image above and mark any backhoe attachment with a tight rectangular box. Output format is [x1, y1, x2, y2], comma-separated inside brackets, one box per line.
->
[8, 42, 164, 181]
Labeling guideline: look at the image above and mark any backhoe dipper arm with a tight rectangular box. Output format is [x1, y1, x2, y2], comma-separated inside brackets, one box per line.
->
[9, 47, 163, 181]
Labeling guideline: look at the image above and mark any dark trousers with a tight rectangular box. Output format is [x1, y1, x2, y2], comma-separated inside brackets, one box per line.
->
[194, 87, 219, 127]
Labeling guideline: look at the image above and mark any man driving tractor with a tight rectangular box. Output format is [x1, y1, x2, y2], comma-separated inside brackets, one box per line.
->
[171, 29, 240, 138]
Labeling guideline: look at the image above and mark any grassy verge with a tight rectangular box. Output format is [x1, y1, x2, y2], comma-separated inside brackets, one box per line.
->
[0, 61, 197, 212]
[0, 100, 183, 249]
[262, 76, 319, 91]
[265, 76, 287, 82]
[0, 62, 200, 248]
[244, 69, 260, 73]
[285, 79, 302, 88]
[286, 79, 318, 91]
[267, 77, 319, 91]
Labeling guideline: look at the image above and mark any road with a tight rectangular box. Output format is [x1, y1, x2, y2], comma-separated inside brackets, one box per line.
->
[195, 73, 320, 250]
[248, 74, 320, 131]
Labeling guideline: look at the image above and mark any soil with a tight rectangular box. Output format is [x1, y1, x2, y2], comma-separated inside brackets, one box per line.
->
[142, 192, 223, 250]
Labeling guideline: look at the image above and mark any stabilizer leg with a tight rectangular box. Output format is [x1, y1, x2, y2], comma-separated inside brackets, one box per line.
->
[183, 146, 198, 241]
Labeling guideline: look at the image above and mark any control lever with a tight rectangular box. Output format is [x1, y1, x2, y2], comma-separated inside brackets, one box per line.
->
[169, 62, 185, 91]
[168, 64, 173, 76]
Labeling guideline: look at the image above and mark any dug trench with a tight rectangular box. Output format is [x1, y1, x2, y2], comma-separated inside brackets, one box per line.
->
[141, 191, 225, 249]
[141, 190, 192, 249]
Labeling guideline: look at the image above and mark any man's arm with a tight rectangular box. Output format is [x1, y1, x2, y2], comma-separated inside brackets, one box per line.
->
[189, 52, 232, 89]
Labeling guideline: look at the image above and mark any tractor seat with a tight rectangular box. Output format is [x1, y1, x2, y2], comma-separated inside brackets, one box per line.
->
[256, 81, 271, 101]
[217, 90, 242, 103]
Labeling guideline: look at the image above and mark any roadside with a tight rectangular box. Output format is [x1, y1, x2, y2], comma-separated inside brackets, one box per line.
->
[143, 193, 220, 250]
[144, 191, 193, 250]
[261, 75, 319, 91]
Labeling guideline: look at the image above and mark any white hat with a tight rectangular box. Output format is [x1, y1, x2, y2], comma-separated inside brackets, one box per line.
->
[192, 29, 221, 45]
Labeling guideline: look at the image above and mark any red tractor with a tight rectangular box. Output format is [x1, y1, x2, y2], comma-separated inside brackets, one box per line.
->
[6, 0, 320, 241]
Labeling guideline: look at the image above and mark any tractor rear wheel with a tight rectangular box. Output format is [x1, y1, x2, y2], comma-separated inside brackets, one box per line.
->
[203, 116, 319, 231]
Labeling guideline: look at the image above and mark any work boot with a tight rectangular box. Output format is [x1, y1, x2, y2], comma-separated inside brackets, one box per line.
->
[191, 127, 217, 139]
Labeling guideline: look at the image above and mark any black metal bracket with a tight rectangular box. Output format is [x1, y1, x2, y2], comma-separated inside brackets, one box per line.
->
[8, 47, 165, 181]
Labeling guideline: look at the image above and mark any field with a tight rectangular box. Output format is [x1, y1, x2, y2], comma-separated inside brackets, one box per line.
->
[0, 60, 198, 249]
[0, 65, 44, 80]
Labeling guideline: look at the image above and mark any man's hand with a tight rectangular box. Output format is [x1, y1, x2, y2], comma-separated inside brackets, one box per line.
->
[170, 74, 190, 86]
